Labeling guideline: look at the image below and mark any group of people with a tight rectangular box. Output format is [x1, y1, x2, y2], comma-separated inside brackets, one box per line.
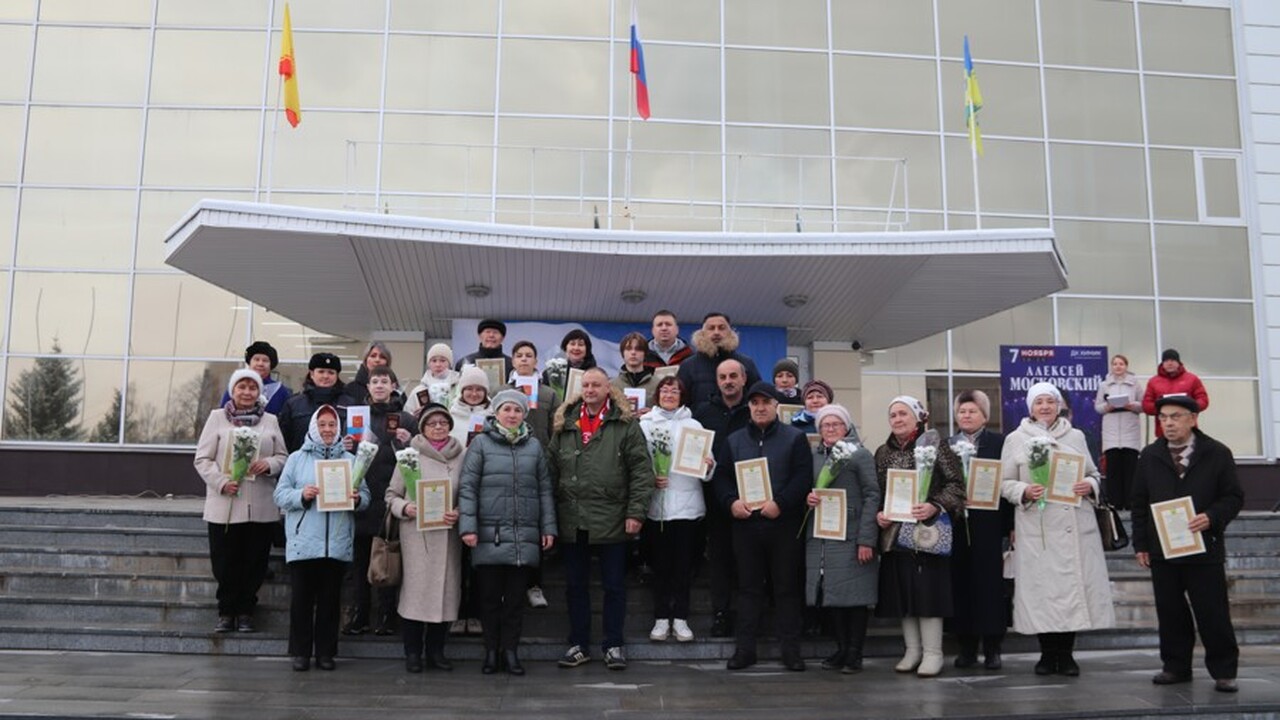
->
[191, 319, 1244, 693]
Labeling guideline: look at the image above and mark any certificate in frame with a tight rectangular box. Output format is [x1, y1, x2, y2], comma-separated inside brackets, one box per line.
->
[565, 368, 585, 403]
[415, 478, 453, 531]
[734, 458, 773, 511]
[813, 488, 848, 541]
[883, 468, 918, 522]
[671, 427, 714, 478]
[966, 458, 1002, 511]
[474, 359, 506, 396]
[1151, 496, 1206, 559]
[315, 459, 354, 512]
[776, 404, 803, 425]
[1046, 451, 1085, 506]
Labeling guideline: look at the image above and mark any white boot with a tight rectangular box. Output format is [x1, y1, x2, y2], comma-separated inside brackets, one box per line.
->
[917, 617, 945, 677]
[895, 617, 922, 673]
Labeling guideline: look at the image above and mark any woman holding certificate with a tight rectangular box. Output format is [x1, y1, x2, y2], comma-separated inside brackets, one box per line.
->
[386, 403, 466, 674]
[803, 404, 879, 674]
[1000, 382, 1114, 677]
[458, 390, 557, 676]
[194, 369, 289, 634]
[449, 366, 492, 446]
[274, 405, 368, 672]
[873, 396, 965, 678]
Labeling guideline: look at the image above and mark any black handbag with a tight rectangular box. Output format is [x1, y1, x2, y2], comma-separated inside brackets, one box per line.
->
[1095, 486, 1130, 552]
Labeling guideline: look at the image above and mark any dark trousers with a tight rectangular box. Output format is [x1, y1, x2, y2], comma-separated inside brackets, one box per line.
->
[829, 606, 870, 656]
[732, 519, 803, 654]
[476, 564, 530, 651]
[458, 547, 479, 620]
[288, 558, 346, 659]
[561, 530, 627, 651]
[703, 486, 736, 615]
[402, 620, 448, 659]
[1103, 448, 1139, 510]
[206, 521, 274, 617]
[1151, 560, 1239, 679]
[647, 518, 699, 620]
[348, 534, 397, 624]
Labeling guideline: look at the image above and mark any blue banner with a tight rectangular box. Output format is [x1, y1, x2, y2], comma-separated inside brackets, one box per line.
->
[999, 345, 1108, 464]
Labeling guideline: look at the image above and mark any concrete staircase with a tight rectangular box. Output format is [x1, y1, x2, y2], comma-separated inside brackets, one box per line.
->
[1, 498, 1277, 661]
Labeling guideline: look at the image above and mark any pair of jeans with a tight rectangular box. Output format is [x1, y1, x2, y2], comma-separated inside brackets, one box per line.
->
[561, 530, 627, 651]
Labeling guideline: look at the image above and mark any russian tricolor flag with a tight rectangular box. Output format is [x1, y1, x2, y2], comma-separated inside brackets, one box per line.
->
[630, 3, 651, 120]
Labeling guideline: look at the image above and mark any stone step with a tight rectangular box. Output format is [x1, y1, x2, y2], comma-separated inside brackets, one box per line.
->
[0, 545, 230, 576]
[0, 525, 209, 553]
[0, 501, 208, 532]
[1105, 550, 1280, 573]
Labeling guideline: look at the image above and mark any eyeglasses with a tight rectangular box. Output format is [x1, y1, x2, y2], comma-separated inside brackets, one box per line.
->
[422, 419, 451, 428]
[1157, 412, 1191, 422]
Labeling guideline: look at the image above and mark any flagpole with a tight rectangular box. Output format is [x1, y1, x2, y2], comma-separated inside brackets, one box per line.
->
[265, 81, 282, 204]
[969, 94, 982, 230]
[625, 0, 636, 230]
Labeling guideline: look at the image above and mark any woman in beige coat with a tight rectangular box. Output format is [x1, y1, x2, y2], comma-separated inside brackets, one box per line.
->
[193, 369, 289, 634]
[387, 403, 464, 673]
[1001, 382, 1115, 677]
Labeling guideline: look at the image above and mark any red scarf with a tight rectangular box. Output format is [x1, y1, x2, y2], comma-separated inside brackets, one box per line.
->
[579, 399, 609, 445]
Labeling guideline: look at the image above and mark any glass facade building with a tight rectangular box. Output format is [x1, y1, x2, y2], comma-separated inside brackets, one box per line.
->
[0, 0, 1272, 460]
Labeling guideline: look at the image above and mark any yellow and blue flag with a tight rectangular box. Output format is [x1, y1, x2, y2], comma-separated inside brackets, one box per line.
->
[963, 35, 983, 156]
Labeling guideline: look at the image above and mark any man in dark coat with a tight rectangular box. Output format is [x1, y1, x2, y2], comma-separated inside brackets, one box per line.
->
[1132, 395, 1244, 693]
[677, 312, 761, 407]
[454, 318, 514, 380]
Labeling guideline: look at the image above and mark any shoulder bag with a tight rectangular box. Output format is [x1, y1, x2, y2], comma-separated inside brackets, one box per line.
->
[368, 507, 402, 587]
[895, 510, 954, 556]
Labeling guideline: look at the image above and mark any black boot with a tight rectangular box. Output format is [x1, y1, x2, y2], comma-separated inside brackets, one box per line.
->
[983, 634, 1003, 670]
[822, 608, 850, 670]
[504, 650, 525, 676]
[843, 607, 869, 674]
[1057, 633, 1079, 677]
[341, 606, 369, 636]
[710, 611, 733, 638]
[405, 655, 423, 673]
[482, 650, 499, 674]
[425, 622, 452, 671]
[955, 634, 979, 669]
[1034, 634, 1057, 676]
[373, 609, 396, 636]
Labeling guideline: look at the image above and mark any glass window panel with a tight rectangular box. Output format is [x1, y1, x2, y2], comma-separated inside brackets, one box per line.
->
[24, 107, 142, 186]
[1197, 380, 1261, 456]
[941, 61, 1044, 139]
[833, 56, 937, 132]
[622, 124, 722, 204]
[0, 106, 21, 184]
[725, 49, 829, 126]
[123, 360, 241, 445]
[16, 189, 135, 270]
[1202, 156, 1240, 219]
[270, 111, 380, 191]
[1050, 143, 1148, 219]
[137, 190, 254, 270]
[32, 27, 150, 105]
[867, 331, 947, 373]
[0, 25, 33, 101]
[1150, 149, 1197, 222]
[951, 298, 1053, 372]
[1145, 76, 1239, 148]
[2, 357, 123, 442]
[723, 126, 830, 213]
[385, 35, 496, 113]
[0, 189, 14, 264]
[390, 0, 497, 33]
[157, 0, 268, 27]
[39, 0, 151, 23]
[496, 146, 605, 201]
[261, 192, 356, 211]
[150, 31, 266, 106]
[725, 0, 825, 48]
[1040, 0, 1137, 69]
[1140, 4, 1235, 76]
[832, 0, 934, 55]
[0, 2, 34, 20]
[612, 43, 720, 122]
[499, 39, 608, 116]
[271, 1, 384, 31]
[1057, 298, 1157, 378]
[129, 276, 248, 358]
[0, 271, 7, 341]
[143, 109, 260, 189]
[286, 32, 384, 109]
[621, 0, 719, 44]
[945, 137, 1047, 215]
[835, 131, 942, 213]
[937, 0, 1038, 63]
[1160, 301, 1256, 376]
[252, 305, 363, 363]
[859, 373, 931, 447]
[1045, 69, 1142, 143]
[1055, 220, 1153, 296]
[8, 272, 129, 355]
[498, 117, 608, 149]
[379, 114, 495, 197]
[505, 0, 608, 37]
[1156, 225, 1250, 299]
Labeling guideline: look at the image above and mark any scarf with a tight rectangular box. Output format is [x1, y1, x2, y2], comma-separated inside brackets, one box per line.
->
[579, 399, 609, 445]
[223, 400, 264, 427]
[428, 437, 450, 451]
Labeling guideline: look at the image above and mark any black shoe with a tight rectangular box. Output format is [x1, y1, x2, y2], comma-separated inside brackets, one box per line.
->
[341, 618, 368, 636]
[214, 615, 235, 633]
[782, 653, 807, 672]
[954, 653, 978, 669]
[1214, 679, 1238, 693]
[710, 612, 733, 638]
[726, 651, 757, 670]
[1152, 671, 1192, 685]
[1034, 654, 1056, 676]
[1058, 654, 1079, 676]
[291, 656, 309, 672]
[821, 649, 846, 671]
[842, 654, 864, 674]
[427, 651, 453, 672]
[984, 652, 1002, 671]
[405, 655, 423, 674]
[373, 613, 396, 636]
[504, 650, 525, 676]
[482, 650, 499, 675]
[235, 615, 256, 633]
[315, 657, 335, 671]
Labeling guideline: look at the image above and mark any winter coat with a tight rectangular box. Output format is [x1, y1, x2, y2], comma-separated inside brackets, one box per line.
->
[693, 394, 750, 462]
[404, 369, 461, 416]
[193, 409, 289, 524]
[458, 419, 557, 567]
[676, 329, 762, 408]
[1094, 372, 1145, 451]
[1000, 417, 1115, 634]
[449, 396, 490, 446]
[386, 434, 464, 623]
[455, 346, 514, 380]
[1142, 363, 1210, 437]
[804, 433, 880, 607]
[353, 395, 414, 537]
[1131, 428, 1244, 565]
[547, 388, 656, 544]
[273, 410, 369, 564]
[639, 406, 708, 521]
[509, 376, 559, 447]
[219, 377, 292, 416]
[713, 419, 812, 521]
[948, 428, 1014, 636]
[611, 367, 661, 410]
[873, 428, 967, 551]
[644, 336, 693, 369]
[278, 380, 354, 452]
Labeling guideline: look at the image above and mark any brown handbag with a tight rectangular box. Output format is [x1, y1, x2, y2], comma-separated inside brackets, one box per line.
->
[367, 508, 401, 587]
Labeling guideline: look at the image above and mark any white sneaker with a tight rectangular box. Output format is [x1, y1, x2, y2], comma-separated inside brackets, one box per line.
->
[526, 586, 548, 608]
[649, 619, 670, 641]
[671, 618, 694, 642]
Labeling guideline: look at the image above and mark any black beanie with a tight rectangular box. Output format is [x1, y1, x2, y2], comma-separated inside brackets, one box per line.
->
[245, 341, 279, 369]
[1161, 348, 1181, 364]
[308, 352, 342, 372]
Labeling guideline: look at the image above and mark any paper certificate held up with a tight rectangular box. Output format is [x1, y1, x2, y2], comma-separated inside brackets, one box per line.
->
[1152, 496, 1206, 559]
[474, 359, 506, 395]
[671, 427, 713, 478]
[315, 459, 354, 512]
[966, 458, 1002, 511]
[415, 478, 452, 531]
[734, 458, 773, 511]
[1046, 451, 1085, 506]
[883, 468, 917, 523]
[813, 488, 847, 541]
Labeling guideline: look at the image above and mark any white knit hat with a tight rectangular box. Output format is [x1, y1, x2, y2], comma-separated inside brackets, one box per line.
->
[227, 368, 263, 398]
[1025, 382, 1063, 415]
[427, 342, 454, 365]
[457, 365, 490, 394]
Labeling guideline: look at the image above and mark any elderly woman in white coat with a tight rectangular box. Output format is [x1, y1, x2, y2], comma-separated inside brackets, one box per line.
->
[387, 403, 464, 673]
[1093, 354, 1145, 510]
[1001, 382, 1115, 677]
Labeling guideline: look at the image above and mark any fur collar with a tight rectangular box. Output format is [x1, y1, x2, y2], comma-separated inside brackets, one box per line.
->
[552, 386, 635, 433]
[691, 328, 740, 358]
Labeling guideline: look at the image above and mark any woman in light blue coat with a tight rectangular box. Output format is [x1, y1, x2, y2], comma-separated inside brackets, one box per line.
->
[274, 404, 369, 672]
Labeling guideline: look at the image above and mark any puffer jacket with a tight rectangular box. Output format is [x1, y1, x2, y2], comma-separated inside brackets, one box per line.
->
[458, 418, 557, 567]
[639, 406, 707, 521]
[1142, 362, 1210, 437]
[1094, 372, 1145, 451]
[676, 329, 762, 407]
[547, 388, 655, 544]
[273, 408, 369, 563]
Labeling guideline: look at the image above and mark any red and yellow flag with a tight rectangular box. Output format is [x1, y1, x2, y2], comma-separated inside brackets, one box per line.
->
[279, 3, 301, 127]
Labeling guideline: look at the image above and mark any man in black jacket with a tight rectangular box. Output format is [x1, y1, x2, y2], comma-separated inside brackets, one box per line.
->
[677, 312, 761, 407]
[455, 319, 514, 380]
[1132, 395, 1244, 693]
[713, 381, 812, 671]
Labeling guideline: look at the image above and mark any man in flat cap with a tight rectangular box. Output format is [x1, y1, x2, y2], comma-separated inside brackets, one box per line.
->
[1132, 394, 1244, 693]
[455, 319, 514, 381]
